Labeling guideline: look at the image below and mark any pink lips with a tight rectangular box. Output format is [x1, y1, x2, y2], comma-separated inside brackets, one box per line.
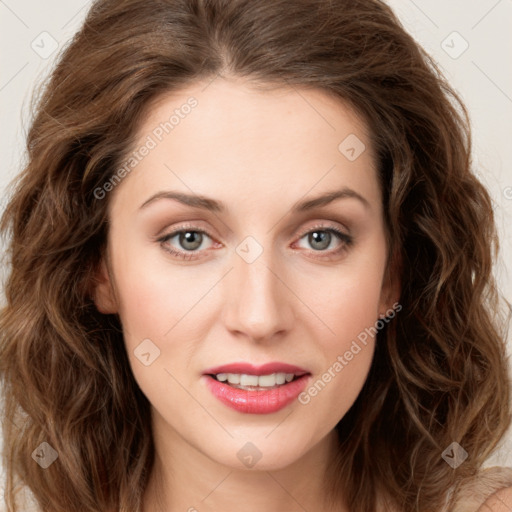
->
[202, 361, 311, 414]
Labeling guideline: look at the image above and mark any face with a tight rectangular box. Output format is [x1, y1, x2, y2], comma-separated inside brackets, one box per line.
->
[93, 77, 398, 471]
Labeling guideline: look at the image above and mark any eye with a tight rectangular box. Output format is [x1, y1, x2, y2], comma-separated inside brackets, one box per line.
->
[158, 225, 217, 261]
[293, 224, 353, 258]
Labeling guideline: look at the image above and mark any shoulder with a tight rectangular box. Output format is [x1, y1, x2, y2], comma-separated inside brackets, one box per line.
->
[450, 466, 512, 512]
[477, 486, 512, 511]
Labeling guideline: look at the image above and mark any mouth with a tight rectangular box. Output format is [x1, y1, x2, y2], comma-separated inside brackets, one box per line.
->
[202, 362, 311, 414]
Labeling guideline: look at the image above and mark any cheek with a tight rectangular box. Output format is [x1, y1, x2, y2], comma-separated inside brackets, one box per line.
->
[109, 237, 208, 345]
[298, 278, 380, 424]
[296, 246, 386, 411]
[305, 251, 387, 350]
[320, 284, 381, 360]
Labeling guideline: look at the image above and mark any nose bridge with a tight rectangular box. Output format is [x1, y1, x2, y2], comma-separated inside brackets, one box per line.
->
[222, 235, 294, 340]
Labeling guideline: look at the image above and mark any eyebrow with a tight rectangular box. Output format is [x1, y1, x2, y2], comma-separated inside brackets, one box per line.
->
[139, 187, 370, 213]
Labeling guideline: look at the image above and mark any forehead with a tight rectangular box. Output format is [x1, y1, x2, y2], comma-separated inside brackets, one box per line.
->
[109, 77, 381, 217]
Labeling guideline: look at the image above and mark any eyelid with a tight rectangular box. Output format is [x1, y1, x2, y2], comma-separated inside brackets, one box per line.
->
[293, 221, 350, 240]
[154, 220, 216, 240]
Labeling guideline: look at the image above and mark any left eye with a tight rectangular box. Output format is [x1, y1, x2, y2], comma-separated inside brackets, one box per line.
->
[295, 228, 350, 252]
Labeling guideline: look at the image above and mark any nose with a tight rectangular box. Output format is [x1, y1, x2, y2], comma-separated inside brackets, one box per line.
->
[221, 244, 295, 343]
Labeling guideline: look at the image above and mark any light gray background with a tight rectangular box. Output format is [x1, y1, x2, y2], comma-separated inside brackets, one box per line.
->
[1, 0, 511, 494]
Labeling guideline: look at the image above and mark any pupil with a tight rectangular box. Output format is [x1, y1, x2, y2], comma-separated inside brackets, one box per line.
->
[180, 231, 202, 250]
[310, 231, 330, 250]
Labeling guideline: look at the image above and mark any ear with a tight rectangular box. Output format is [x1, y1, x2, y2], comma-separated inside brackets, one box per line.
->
[90, 257, 118, 314]
[378, 251, 401, 318]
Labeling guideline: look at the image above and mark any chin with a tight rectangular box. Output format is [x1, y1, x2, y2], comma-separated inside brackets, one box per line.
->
[205, 431, 319, 472]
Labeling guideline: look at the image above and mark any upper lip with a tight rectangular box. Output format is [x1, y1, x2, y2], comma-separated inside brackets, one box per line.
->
[203, 362, 310, 376]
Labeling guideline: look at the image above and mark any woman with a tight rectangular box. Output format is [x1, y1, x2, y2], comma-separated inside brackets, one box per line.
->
[1, 0, 511, 511]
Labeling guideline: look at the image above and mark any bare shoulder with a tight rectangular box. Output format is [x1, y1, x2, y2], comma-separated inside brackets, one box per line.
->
[476, 485, 512, 511]
[450, 466, 512, 512]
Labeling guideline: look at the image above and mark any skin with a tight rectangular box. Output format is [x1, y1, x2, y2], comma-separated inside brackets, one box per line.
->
[479, 487, 512, 511]
[92, 76, 399, 512]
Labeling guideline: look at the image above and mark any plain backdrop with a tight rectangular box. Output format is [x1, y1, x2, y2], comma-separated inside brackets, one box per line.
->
[1, 0, 511, 495]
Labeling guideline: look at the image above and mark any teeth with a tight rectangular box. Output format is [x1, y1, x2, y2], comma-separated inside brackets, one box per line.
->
[276, 373, 286, 385]
[257, 374, 276, 387]
[227, 373, 240, 384]
[240, 374, 259, 386]
[213, 372, 299, 387]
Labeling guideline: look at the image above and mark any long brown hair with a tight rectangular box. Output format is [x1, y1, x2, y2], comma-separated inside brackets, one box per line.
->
[1, 0, 510, 511]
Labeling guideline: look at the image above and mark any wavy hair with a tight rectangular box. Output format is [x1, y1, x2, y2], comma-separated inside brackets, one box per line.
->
[1, 0, 510, 511]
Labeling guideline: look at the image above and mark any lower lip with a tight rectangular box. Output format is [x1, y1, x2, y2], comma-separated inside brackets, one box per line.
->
[203, 374, 310, 414]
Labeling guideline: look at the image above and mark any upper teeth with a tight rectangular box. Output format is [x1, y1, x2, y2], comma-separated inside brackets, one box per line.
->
[215, 373, 296, 387]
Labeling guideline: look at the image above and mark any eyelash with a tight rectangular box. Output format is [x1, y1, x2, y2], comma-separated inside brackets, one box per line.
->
[157, 222, 353, 261]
